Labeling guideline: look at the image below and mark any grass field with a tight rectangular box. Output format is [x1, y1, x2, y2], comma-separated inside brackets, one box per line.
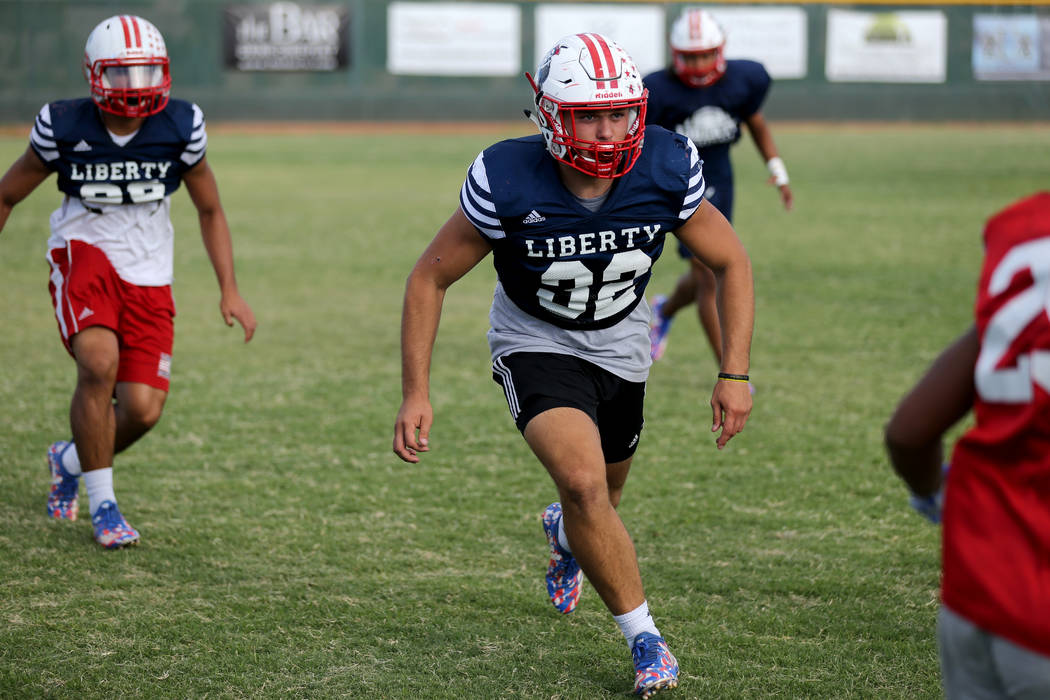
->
[1, 122, 1047, 698]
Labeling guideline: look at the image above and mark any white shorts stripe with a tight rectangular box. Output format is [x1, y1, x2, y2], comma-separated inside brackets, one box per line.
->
[46, 247, 73, 340]
[493, 356, 520, 419]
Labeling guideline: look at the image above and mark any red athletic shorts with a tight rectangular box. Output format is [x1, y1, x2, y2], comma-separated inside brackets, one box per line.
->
[46, 240, 175, 392]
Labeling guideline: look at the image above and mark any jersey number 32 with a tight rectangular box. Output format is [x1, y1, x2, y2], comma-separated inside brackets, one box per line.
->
[538, 250, 652, 321]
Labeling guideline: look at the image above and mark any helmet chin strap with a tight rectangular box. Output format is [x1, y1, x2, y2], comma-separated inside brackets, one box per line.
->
[524, 71, 549, 135]
[525, 71, 541, 95]
[523, 109, 542, 130]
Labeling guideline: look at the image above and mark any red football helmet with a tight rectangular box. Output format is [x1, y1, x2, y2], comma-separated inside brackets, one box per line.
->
[526, 33, 647, 179]
[83, 15, 171, 118]
[670, 9, 727, 88]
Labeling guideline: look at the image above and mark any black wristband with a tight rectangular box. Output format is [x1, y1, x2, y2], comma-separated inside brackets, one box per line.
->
[717, 372, 750, 382]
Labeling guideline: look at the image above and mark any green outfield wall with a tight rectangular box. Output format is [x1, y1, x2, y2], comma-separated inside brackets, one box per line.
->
[1, 0, 1048, 123]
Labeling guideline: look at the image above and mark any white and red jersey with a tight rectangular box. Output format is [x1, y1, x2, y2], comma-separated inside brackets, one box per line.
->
[30, 97, 206, 286]
[941, 191, 1050, 657]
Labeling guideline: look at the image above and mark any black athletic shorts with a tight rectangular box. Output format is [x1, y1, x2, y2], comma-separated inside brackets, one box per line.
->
[491, 352, 645, 463]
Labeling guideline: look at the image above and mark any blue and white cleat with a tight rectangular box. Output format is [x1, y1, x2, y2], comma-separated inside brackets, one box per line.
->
[91, 500, 140, 549]
[648, 295, 673, 361]
[47, 440, 79, 521]
[632, 632, 679, 698]
[542, 502, 582, 614]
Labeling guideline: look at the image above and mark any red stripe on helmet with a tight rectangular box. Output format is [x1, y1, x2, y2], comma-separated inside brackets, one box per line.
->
[130, 16, 142, 47]
[690, 10, 702, 40]
[578, 33, 619, 90]
[118, 15, 134, 48]
[595, 35, 620, 89]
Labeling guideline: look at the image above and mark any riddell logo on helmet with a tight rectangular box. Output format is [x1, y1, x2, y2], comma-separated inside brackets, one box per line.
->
[595, 91, 624, 99]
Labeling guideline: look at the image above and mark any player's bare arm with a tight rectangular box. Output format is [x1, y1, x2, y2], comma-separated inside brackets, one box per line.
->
[0, 146, 52, 235]
[183, 157, 256, 342]
[675, 199, 754, 448]
[744, 112, 793, 211]
[394, 207, 492, 463]
[885, 325, 978, 496]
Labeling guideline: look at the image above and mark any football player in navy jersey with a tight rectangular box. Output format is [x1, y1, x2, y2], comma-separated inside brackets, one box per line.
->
[393, 33, 754, 698]
[0, 15, 256, 549]
[645, 8, 792, 364]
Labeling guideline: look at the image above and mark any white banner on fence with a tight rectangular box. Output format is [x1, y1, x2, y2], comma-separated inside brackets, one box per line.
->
[826, 9, 947, 83]
[387, 2, 520, 76]
[701, 6, 808, 79]
[534, 4, 665, 77]
[973, 14, 1050, 81]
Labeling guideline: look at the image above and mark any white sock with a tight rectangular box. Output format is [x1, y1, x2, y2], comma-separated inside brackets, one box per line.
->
[614, 601, 660, 647]
[60, 442, 82, 476]
[555, 510, 572, 554]
[83, 468, 116, 516]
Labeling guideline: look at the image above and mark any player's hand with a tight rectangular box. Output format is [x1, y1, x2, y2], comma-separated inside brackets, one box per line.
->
[220, 292, 257, 342]
[769, 181, 793, 211]
[909, 462, 949, 524]
[909, 491, 943, 524]
[393, 396, 433, 463]
[710, 379, 752, 450]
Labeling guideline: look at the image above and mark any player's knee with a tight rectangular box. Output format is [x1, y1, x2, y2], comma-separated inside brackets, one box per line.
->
[559, 480, 611, 514]
[74, 350, 119, 387]
[136, 401, 165, 430]
[123, 393, 166, 431]
[136, 404, 164, 431]
[71, 330, 120, 385]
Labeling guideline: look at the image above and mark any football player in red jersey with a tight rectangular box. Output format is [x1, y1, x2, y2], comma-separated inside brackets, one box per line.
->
[886, 192, 1050, 697]
[0, 15, 256, 549]
[393, 33, 754, 698]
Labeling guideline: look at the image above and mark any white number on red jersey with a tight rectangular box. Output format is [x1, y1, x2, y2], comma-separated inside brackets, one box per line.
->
[975, 237, 1050, 403]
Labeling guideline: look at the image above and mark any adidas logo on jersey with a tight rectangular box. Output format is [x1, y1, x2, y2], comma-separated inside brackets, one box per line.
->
[522, 210, 546, 224]
[73, 140, 92, 152]
[77, 307, 94, 321]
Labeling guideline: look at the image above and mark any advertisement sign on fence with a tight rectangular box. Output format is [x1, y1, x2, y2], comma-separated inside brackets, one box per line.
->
[387, 2, 520, 76]
[973, 14, 1050, 81]
[705, 6, 808, 79]
[224, 2, 349, 71]
[534, 4, 664, 77]
[826, 9, 947, 83]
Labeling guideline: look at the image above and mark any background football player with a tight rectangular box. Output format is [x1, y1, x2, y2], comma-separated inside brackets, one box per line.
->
[0, 15, 256, 549]
[644, 8, 792, 365]
[885, 192, 1050, 697]
[393, 33, 754, 698]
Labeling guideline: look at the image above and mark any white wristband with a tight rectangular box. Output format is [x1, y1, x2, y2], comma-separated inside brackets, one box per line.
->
[766, 157, 789, 186]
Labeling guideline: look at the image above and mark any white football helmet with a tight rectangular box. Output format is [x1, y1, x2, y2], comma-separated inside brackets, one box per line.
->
[669, 9, 727, 88]
[83, 15, 171, 118]
[526, 33, 647, 179]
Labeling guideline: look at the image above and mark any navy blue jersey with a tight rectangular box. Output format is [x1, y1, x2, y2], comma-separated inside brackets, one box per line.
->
[30, 97, 206, 206]
[643, 60, 770, 192]
[460, 127, 703, 331]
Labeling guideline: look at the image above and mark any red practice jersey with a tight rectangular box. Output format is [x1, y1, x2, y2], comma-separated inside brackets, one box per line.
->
[942, 191, 1050, 656]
